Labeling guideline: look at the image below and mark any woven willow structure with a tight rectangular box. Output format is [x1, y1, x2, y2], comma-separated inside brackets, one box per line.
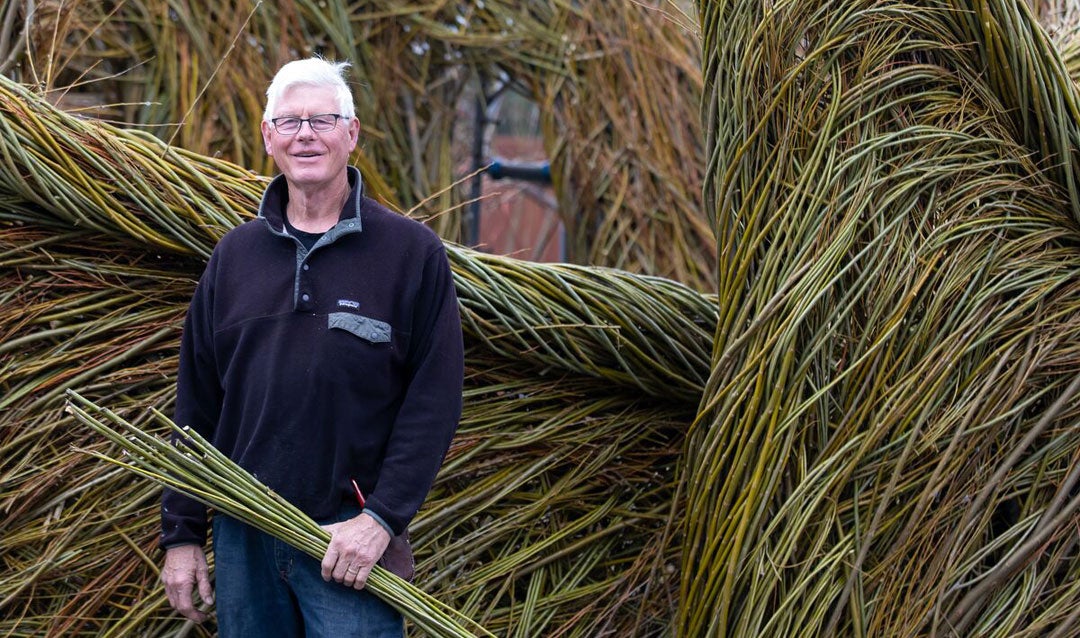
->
[687, 1, 1080, 636]
[2, 0, 1080, 636]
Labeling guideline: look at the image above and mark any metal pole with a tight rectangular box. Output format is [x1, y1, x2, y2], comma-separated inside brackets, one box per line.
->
[466, 72, 486, 247]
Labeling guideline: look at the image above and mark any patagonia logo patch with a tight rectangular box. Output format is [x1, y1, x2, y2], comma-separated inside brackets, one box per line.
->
[337, 299, 360, 309]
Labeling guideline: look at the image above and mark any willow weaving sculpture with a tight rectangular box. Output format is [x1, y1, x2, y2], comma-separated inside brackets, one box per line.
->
[2, 0, 1080, 636]
[685, 0, 1080, 636]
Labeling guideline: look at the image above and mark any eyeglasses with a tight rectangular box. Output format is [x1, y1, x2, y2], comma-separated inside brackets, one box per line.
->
[269, 113, 345, 135]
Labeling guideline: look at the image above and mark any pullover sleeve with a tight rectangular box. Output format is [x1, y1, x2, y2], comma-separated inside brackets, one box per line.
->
[362, 244, 464, 536]
[160, 257, 222, 548]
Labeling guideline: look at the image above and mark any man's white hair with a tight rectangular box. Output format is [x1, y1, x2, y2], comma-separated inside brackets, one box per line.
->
[263, 57, 356, 121]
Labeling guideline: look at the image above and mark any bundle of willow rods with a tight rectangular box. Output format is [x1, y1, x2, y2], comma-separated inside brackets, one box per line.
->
[65, 390, 494, 638]
[415, 353, 688, 635]
[450, 248, 716, 403]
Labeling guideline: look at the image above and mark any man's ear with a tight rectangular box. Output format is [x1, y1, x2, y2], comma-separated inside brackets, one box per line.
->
[260, 120, 274, 155]
[349, 117, 361, 148]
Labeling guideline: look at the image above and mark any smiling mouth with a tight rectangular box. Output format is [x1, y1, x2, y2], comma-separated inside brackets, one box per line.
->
[294, 152, 322, 158]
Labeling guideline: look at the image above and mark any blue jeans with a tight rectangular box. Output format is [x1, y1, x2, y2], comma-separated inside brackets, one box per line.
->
[212, 509, 403, 638]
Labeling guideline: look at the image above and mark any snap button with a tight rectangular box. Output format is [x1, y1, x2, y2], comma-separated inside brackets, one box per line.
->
[301, 293, 310, 302]
[303, 264, 310, 271]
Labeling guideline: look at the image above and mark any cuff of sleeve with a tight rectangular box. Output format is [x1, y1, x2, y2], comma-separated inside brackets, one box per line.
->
[162, 541, 203, 551]
[362, 508, 394, 536]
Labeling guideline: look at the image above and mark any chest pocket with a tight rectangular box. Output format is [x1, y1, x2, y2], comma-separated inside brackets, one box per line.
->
[328, 312, 392, 344]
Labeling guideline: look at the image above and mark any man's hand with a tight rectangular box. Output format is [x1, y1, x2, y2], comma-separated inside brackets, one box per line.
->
[162, 544, 214, 622]
[321, 513, 391, 590]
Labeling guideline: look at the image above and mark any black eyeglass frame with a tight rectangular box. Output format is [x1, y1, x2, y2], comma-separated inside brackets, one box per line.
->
[269, 113, 346, 135]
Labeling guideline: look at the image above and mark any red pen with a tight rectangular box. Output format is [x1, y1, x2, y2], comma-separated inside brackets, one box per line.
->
[351, 478, 366, 508]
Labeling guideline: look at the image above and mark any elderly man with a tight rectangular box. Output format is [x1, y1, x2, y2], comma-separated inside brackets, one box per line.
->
[159, 57, 464, 637]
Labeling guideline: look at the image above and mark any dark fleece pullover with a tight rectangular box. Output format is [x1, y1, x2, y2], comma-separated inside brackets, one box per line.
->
[161, 167, 464, 547]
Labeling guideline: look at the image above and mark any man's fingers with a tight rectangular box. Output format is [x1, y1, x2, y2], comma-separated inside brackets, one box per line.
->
[321, 545, 339, 581]
[341, 562, 361, 588]
[174, 583, 208, 622]
[182, 607, 209, 623]
[165, 577, 208, 622]
[162, 545, 212, 623]
[350, 564, 373, 590]
[195, 561, 215, 605]
[164, 585, 178, 611]
[321, 516, 389, 587]
[331, 550, 357, 583]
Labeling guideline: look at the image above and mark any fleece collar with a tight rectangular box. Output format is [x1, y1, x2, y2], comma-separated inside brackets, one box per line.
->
[256, 165, 365, 235]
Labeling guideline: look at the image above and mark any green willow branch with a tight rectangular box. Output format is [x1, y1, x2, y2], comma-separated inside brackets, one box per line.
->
[65, 390, 494, 638]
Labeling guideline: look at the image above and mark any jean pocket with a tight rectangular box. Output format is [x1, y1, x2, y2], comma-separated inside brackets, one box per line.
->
[328, 312, 392, 344]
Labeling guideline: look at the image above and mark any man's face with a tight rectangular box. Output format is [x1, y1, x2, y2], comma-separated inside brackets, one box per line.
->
[261, 85, 359, 191]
